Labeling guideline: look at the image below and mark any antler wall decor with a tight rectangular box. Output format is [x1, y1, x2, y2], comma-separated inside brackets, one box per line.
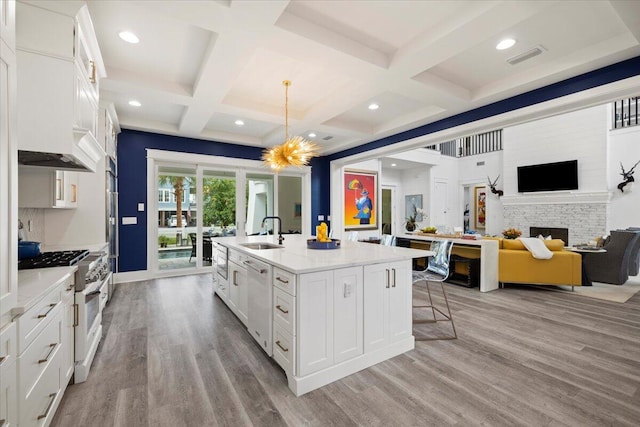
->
[487, 175, 503, 197]
[618, 160, 640, 192]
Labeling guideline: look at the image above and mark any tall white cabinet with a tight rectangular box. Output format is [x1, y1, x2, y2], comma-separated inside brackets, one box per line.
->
[0, 1, 19, 426]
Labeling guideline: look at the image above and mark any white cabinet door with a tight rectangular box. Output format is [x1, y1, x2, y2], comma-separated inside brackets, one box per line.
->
[387, 260, 412, 343]
[363, 263, 389, 353]
[0, 23, 17, 319]
[364, 260, 412, 352]
[297, 271, 334, 376]
[228, 261, 247, 326]
[246, 257, 272, 355]
[0, 358, 18, 427]
[18, 169, 78, 209]
[61, 287, 75, 387]
[333, 267, 363, 364]
[0, 0, 15, 49]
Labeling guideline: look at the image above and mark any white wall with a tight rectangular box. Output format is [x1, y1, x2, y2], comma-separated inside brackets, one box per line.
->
[503, 105, 608, 194]
[607, 124, 640, 230]
[500, 105, 609, 244]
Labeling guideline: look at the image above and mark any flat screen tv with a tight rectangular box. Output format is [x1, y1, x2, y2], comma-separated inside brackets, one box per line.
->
[517, 160, 578, 193]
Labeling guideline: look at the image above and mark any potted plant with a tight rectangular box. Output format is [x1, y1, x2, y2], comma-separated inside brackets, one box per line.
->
[158, 235, 170, 248]
[502, 228, 522, 239]
[405, 206, 427, 232]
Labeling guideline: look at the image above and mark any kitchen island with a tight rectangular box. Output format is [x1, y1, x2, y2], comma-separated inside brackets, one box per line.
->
[212, 235, 433, 396]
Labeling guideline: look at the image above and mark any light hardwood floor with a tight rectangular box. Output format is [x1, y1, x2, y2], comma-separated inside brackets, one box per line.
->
[51, 275, 640, 426]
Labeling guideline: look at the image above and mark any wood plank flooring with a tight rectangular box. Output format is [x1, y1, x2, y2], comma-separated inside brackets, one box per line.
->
[51, 275, 640, 427]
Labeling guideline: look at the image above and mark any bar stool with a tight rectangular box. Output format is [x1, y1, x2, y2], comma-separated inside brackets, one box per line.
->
[412, 240, 457, 340]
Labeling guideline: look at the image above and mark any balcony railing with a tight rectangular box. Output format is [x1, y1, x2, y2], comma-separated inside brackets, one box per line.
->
[612, 97, 639, 129]
[425, 129, 502, 158]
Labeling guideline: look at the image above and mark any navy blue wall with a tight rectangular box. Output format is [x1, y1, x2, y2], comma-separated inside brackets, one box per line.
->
[118, 55, 640, 273]
[118, 130, 264, 272]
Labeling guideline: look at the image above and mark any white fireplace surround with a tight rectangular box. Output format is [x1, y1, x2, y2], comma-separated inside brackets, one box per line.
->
[501, 191, 610, 246]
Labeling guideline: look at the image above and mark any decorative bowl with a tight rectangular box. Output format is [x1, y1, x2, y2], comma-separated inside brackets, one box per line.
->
[307, 239, 341, 250]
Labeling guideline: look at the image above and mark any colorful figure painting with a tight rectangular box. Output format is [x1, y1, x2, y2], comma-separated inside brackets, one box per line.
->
[474, 186, 486, 229]
[344, 170, 377, 230]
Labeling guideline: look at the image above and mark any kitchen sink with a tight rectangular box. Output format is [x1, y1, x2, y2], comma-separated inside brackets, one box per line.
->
[240, 242, 283, 250]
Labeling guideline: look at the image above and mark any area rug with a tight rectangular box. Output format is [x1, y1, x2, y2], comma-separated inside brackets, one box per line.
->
[557, 277, 640, 303]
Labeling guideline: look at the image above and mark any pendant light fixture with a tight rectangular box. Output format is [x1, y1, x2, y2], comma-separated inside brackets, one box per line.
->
[262, 80, 319, 171]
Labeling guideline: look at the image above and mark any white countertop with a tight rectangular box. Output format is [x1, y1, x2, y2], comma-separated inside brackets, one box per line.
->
[213, 235, 433, 274]
[14, 266, 76, 316]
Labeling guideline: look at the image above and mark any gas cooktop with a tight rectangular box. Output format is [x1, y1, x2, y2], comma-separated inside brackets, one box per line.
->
[18, 250, 90, 270]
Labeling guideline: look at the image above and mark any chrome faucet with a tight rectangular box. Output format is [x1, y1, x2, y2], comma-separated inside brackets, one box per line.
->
[262, 216, 284, 245]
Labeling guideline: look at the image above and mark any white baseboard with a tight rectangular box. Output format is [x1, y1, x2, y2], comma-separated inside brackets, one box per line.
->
[113, 270, 150, 284]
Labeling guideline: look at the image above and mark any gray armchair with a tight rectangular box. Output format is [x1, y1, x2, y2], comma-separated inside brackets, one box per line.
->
[584, 231, 640, 285]
[625, 228, 640, 276]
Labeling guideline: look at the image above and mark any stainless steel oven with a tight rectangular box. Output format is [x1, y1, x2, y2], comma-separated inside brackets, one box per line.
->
[73, 251, 111, 383]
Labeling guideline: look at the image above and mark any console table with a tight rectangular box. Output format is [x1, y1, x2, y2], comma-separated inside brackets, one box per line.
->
[398, 234, 499, 292]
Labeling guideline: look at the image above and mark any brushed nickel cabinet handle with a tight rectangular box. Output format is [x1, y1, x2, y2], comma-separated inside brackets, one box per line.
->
[37, 303, 57, 319]
[37, 393, 57, 420]
[73, 303, 79, 327]
[243, 260, 266, 274]
[275, 340, 289, 352]
[89, 60, 96, 83]
[233, 270, 238, 286]
[392, 268, 397, 288]
[276, 276, 289, 284]
[0, 356, 5, 366]
[385, 269, 390, 288]
[66, 285, 74, 292]
[276, 305, 289, 314]
[38, 343, 57, 364]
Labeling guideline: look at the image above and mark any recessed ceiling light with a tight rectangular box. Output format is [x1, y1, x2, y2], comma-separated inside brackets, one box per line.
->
[118, 31, 139, 44]
[234, 119, 244, 126]
[308, 132, 316, 138]
[391, 163, 397, 167]
[128, 100, 141, 107]
[368, 103, 379, 110]
[496, 38, 516, 50]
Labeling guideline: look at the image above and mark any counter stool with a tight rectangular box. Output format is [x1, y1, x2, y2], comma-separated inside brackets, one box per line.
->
[412, 239, 457, 341]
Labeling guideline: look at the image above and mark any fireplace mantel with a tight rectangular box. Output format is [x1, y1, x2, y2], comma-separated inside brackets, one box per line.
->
[501, 191, 610, 206]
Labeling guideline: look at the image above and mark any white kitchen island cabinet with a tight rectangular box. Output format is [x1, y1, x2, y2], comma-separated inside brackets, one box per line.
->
[214, 235, 432, 396]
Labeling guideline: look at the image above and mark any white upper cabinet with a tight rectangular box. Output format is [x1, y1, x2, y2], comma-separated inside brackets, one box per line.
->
[15, 2, 105, 172]
[0, 0, 15, 48]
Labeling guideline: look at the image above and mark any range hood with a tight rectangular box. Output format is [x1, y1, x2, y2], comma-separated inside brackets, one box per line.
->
[17, 128, 103, 173]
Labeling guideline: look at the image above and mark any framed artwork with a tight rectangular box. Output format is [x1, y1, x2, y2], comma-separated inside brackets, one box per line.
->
[474, 185, 486, 230]
[344, 170, 377, 230]
[405, 194, 423, 221]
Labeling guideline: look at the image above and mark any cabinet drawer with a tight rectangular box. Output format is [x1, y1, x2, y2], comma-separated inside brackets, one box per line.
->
[20, 348, 62, 427]
[273, 267, 296, 296]
[17, 287, 62, 354]
[273, 324, 295, 376]
[59, 275, 75, 301]
[0, 321, 17, 367]
[19, 304, 62, 398]
[273, 287, 295, 336]
[228, 249, 245, 265]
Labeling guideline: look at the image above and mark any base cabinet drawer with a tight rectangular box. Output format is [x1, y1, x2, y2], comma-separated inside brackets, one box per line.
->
[273, 267, 296, 296]
[273, 324, 295, 376]
[1, 321, 17, 367]
[19, 304, 62, 397]
[20, 348, 62, 427]
[18, 285, 63, 354]
[273, 287, 295, 335]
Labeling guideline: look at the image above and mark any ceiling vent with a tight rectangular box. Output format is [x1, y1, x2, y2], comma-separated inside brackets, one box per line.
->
[507, 46, 545, 66]
[322, 136, 334, 141]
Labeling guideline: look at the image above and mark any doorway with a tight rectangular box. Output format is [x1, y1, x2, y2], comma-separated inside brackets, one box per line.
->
[381, 186, 394, 235]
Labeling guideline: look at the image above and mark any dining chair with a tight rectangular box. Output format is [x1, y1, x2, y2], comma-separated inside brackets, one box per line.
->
[380, 234, 396, 246]
[412, 239, 457, 340]
[347, 231, 359, 241]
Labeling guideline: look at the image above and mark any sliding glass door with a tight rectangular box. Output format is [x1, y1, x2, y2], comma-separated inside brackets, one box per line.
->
[148, 150, 311, 277]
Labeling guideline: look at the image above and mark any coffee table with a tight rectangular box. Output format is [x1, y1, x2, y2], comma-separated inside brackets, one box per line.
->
[567, 247, 607, 286]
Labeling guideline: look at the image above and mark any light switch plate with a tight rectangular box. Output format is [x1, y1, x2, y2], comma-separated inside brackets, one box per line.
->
[318, 215, 325, 221]
[122, 217, 137, 225]
[138, 203, 145, 212]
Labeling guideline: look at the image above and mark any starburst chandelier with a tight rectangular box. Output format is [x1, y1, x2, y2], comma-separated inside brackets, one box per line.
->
[262, 80, 319, 172]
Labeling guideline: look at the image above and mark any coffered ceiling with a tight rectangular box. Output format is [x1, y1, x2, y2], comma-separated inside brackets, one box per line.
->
[85, 0, 640, 155]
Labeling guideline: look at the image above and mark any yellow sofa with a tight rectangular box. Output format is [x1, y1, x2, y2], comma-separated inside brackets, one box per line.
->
[498, 238, 582, 287]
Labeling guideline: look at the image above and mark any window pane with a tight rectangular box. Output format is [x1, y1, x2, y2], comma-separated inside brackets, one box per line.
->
[246, 174, 273, 235]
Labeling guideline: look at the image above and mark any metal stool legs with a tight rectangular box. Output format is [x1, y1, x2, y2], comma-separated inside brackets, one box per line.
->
[412, 279, 457, 341]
